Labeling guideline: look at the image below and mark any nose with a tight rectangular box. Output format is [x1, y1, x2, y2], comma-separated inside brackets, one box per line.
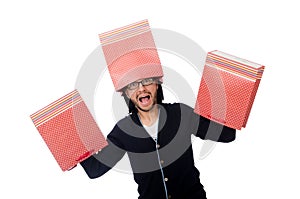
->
[137, 82, 146, 91]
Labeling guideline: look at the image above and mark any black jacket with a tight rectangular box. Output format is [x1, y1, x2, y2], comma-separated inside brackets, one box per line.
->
[80, 103, 236, 199]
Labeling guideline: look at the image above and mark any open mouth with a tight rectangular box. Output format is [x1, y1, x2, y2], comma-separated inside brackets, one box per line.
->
[138, 95, 151, 104]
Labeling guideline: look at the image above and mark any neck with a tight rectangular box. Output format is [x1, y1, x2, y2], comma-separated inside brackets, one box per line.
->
[137, 104, 159, 126]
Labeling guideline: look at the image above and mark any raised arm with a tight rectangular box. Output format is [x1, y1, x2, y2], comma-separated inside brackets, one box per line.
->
[80, 128, 126, 179]
[195, 115, 236, 143]
[180, 103, 236, 143]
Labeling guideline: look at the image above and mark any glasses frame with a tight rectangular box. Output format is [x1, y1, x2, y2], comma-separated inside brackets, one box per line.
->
[126, 77, 158, 90]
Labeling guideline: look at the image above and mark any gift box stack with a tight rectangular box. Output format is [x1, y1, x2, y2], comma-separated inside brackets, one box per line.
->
[194, 50, 265, 130]
[30, 19, 266, 173]
[30, 90, 108, 171]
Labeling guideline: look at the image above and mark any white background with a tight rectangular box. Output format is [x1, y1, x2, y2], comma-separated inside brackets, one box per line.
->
[1, 0, 299, 198]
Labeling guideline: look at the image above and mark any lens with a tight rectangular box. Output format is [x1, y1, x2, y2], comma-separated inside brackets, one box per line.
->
[142, 78, 154, 86]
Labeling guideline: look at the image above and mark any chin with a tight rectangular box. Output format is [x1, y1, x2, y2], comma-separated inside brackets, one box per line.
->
[136, 102, 156, 112]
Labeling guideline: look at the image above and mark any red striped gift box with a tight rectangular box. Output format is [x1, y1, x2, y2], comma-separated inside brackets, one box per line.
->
[99, 19, 164, 91]
[194, 50, 265, 130]
[30, 90, 108, 171]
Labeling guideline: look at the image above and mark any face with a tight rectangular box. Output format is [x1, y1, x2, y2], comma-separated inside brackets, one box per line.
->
[125, 78, 158, 112]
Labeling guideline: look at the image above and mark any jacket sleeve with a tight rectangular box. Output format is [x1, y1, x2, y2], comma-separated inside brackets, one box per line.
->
[181, 103, 236, 143]
[80, 127, 126, 179]
[195, 115, 236, 143]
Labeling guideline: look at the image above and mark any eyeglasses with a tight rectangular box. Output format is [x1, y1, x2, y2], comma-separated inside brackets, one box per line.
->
[126, 78, 157, 90]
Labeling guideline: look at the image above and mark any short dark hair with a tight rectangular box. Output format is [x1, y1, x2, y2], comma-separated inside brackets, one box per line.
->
[122, 84, 164, 114]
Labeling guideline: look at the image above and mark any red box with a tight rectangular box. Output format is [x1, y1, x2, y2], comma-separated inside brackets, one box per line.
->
[194, 50, 264, 130]
[99, 19, 164, 91]
[30, 90, 108, 171]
